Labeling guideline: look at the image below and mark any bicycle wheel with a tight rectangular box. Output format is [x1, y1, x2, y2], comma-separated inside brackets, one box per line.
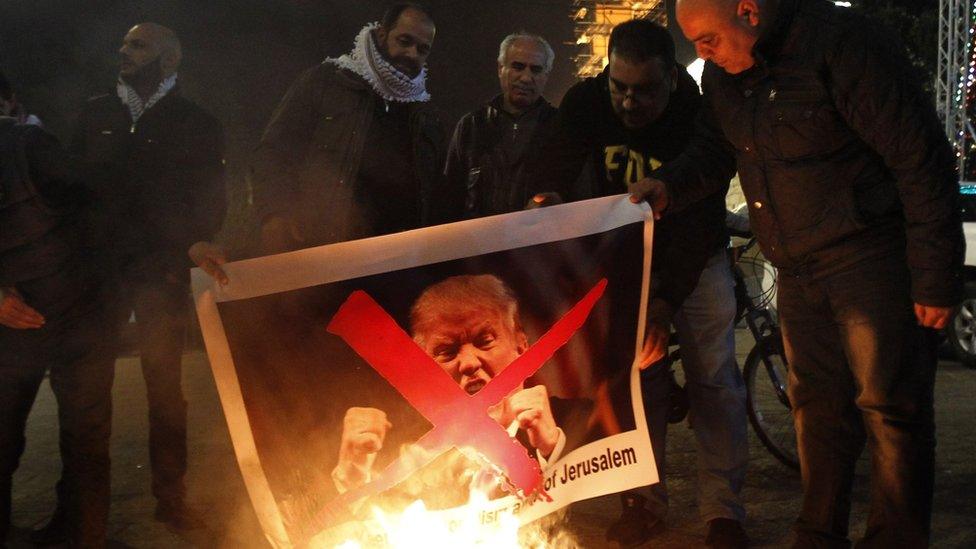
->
[744, 338, 799, 470]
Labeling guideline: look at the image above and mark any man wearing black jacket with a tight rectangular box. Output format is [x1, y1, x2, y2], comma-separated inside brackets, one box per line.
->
[528, 20, 748, 548]
[632, 0, 965, 546]
[32, 23, 226, 540]
[443, 32, 558, 218]
[190, 3, 445, 274]
[0, 116, 115, 548]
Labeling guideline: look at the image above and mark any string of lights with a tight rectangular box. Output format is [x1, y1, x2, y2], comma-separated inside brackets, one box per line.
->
[963, 0, 976, 180]
[938, 0, 976, 183]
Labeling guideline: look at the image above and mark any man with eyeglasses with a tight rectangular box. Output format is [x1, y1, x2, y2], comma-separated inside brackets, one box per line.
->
[527, 19, 747, 549]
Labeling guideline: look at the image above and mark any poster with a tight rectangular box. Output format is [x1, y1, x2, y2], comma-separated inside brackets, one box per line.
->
[192, 195, 657, 547]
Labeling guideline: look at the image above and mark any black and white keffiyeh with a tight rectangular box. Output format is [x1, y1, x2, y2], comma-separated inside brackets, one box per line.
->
[327, 23, 431, 103]
[117, 73, 177, 124]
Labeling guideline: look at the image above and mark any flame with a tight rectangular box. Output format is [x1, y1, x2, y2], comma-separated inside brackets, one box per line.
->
[324, 477, 574, 548]
[314, 442, 576, 548]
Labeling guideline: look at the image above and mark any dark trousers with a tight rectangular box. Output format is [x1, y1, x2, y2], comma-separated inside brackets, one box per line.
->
[779, 253, 937, 549]
[0, 275, 114, 548]
[49, 268, 189, 516]
[122, 275, 189, 505]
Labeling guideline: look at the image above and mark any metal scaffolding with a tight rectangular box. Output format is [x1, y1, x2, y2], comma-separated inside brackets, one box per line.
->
[937, 0, 976, 181]
[571, 1, 667, 78]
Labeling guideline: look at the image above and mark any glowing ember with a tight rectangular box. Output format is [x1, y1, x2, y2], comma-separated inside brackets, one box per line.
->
[323, 483, 574, 549]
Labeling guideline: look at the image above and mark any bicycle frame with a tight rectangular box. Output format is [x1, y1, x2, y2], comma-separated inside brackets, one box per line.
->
[732, 246, 791, 409]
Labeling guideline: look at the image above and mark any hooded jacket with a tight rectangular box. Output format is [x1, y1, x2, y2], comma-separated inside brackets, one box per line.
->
[528, 64, 729, 310]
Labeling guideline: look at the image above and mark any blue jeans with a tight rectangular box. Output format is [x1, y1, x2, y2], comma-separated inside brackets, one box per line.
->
[636, 249, 748, 523]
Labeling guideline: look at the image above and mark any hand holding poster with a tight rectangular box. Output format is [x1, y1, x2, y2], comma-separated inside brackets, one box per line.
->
[192, 195, 657, 547]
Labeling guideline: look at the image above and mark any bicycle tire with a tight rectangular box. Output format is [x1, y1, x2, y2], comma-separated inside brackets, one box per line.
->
[744, 338, 799, 471]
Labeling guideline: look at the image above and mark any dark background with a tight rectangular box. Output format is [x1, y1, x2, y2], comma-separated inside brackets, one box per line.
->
[0, 0, 590, 221]
[0, 0, 939, 233]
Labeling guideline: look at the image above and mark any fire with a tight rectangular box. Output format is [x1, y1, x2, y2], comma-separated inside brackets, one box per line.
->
[313, 434, 578, 547]
[324, 475, 574, 548]
[336, 492, 522, 548]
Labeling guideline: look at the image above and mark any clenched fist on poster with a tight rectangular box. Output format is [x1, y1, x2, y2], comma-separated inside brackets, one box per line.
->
[489, 385, 561, 458]
[331, 407, 392, 492]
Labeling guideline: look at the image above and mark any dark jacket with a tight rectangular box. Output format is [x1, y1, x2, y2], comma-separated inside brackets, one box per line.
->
[657, 0, 964, 306]
[443, 96, 558, 219]
[251, 62, 446, 248]
[0, 118, 80, 287]
[72, 87, 226, 279]
[527, 65, 729, 310]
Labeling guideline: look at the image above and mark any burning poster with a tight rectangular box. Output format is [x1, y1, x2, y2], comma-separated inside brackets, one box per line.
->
[192, 195, 657, 547]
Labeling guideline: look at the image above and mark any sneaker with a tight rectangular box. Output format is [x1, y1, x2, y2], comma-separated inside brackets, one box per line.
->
[706, 518, 749, 548]
[29, 508, 67, 545]
[605, 492, 666, 548]
[154, 500, 206, 532]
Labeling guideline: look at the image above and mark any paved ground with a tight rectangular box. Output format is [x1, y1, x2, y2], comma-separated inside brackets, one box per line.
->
[7, 329, 976, 548]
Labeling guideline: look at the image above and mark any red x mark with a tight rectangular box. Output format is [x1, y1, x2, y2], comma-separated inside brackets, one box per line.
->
[312, 278, 607, 528]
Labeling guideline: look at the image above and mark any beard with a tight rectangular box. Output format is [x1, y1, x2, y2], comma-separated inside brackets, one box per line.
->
[376, 35, 421, 78]
[120, 55, 164, 90]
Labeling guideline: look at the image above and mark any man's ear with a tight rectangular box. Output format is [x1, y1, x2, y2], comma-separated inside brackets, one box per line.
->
[516, 330, 528, 354]
[376, 26, 389, 45]
[160, 50, 182, 77]
[737, 0, 762, 28]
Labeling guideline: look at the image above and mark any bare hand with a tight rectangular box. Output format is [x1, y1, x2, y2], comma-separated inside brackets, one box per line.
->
[260, 215, 305, 255]
[638, 299, 674, 369]
[525, 192, 563, 210]
[0, 287, 45, 329]
[507, 386, 560, 457]
[628, 177, 669, 220]
[188, 241, 228, 285]
[914, 303, 952, 330]
[334, 407, 391, 488]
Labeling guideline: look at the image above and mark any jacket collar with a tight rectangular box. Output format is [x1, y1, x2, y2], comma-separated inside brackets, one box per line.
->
[752, 0, 800, 68]
[487, 94, 551, 120]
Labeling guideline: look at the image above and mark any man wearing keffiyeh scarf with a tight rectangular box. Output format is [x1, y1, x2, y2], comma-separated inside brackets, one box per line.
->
[191, 3, 447, 284]
[33, 22, 226, 544]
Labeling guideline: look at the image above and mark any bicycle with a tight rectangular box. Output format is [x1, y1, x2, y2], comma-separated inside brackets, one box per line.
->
[665, 235, 799, 471]
[731, 235, 798, 471]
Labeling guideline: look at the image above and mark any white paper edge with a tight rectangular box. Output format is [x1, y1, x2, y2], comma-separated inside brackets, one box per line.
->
[191, 194, 656, 547]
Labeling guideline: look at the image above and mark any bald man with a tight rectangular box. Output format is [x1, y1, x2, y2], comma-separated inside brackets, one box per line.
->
[31, 22, 226, 540]
[631, 1, 963, 547]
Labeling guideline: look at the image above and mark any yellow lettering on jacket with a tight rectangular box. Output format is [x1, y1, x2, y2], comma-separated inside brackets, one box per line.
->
[604, 146, 662, 188]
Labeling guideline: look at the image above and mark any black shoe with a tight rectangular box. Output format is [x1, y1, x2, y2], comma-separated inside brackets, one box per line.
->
[706, 518, 749, 548]
[29, 508, 67, 545]
[154, 500, 206, 532]
[605, 492, 665, 548]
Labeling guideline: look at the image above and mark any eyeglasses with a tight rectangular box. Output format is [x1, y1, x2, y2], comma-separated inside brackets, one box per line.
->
[608, 78, 667, 104]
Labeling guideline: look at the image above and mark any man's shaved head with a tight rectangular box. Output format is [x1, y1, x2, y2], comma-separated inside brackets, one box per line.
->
[675, 0, 765, 74]
[133, 23, 182, 59]
[676, 0, 736, 11]
[120, 22, 183, 82]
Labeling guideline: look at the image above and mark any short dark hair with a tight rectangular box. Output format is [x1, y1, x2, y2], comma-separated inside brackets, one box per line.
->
[381, 2, 434, 30]
[0, 70, 12, 101]
[608, 19, 676, 67]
